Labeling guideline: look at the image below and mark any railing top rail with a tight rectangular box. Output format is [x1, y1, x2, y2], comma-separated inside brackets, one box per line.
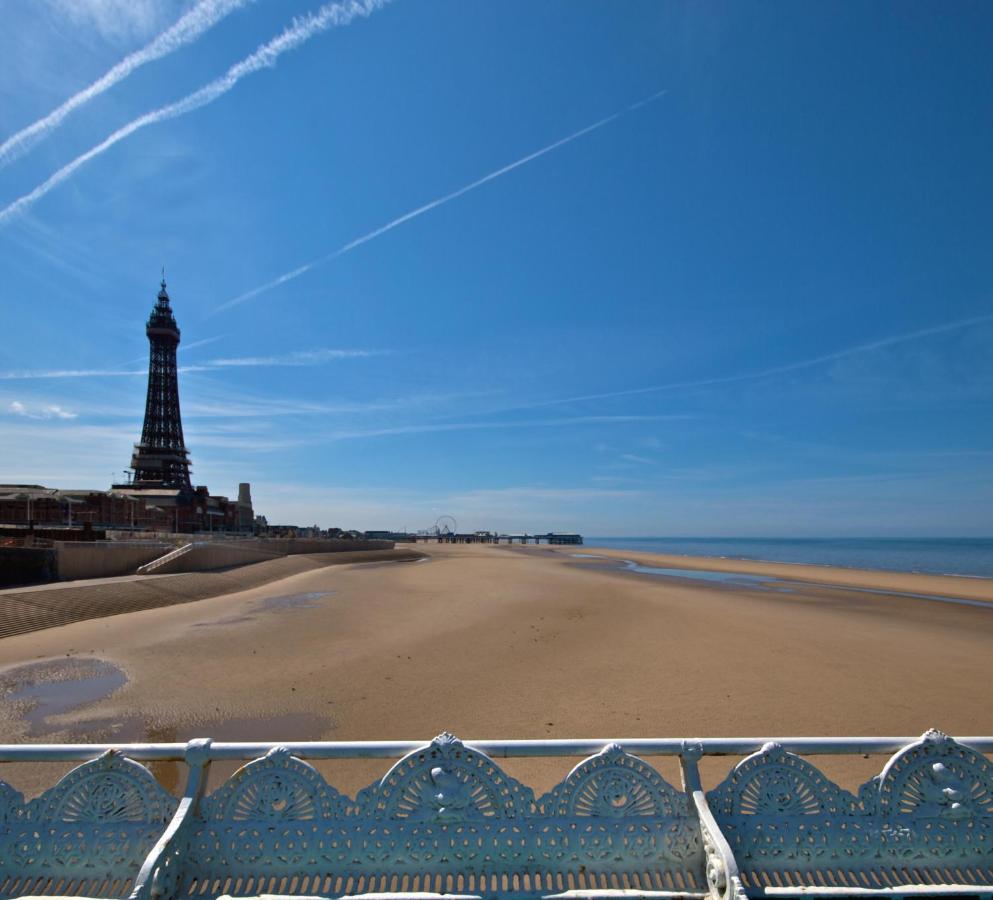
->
[1, 735, 992, 762]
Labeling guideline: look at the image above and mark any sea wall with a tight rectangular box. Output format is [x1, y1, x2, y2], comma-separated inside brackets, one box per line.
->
[56, 541, 172, 581]
[46, 538, 396, 580]
[254, 538, 392, 555]
[137, 538, 395, 575]
[0, 547, 57, 587]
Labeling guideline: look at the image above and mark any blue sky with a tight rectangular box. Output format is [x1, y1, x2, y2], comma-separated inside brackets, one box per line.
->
[1, 0, 991, 535]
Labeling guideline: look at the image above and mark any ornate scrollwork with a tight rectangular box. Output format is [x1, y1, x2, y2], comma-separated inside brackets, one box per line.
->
[0, 779, 24, 822]
[700, 813, 747, 900]
[707, 743, 873, 868]
[538, 743, 690, 818]
[706, 731, 993, 878]
[876, 729, 993, 819]
[31, 750, 176, 824]
[5, 753, 171, 878]
[8, 730, 993, 897]
[355, 732, 535, 820]
[186, 739, 705, 877]
[201, 746, 345, 821]
[709, 743, 859, 819]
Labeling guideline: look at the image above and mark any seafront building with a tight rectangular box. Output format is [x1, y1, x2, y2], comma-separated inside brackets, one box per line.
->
[1, 279, 253, 534]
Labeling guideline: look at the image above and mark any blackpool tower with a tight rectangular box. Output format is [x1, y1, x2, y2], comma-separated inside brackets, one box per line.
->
[128, 278, 193, 491]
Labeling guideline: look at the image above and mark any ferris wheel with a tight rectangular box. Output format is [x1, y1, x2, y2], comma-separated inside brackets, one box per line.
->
[434, 515, 458, 535]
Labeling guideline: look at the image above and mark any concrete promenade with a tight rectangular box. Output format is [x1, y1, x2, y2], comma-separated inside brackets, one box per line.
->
[0, 548, 422, 639]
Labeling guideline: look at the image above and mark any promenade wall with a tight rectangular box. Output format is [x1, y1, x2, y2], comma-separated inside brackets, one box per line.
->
[0, 546, 57, 587]
[56, 541, 172, 581]
[137, 538, 395, 575]
[52, 538, 394, 581]
[254, 538, 391, 555]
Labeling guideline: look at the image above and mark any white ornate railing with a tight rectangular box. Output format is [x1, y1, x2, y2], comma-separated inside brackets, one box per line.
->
[0, 730, 991, 900]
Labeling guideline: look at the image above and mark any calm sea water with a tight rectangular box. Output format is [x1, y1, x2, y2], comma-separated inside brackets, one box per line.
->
[585, 537, 993, 579]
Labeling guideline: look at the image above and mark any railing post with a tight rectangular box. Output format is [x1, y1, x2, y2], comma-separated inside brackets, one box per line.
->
[131, 738, 212, 900]
[680, 740, 747, 900]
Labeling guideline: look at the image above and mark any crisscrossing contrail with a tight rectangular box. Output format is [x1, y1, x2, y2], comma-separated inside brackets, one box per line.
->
[0, 0, 253, 170]
[0, 0, 390, 227]
[214, 90, 668, 313]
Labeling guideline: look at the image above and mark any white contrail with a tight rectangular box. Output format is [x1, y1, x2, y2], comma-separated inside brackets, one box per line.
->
[0, 0, 389, 227]
[514, 311, 993, 410]
[0, 347, 383, 379]
[0, 0, 253, 170]
[214, 90, 669, 313]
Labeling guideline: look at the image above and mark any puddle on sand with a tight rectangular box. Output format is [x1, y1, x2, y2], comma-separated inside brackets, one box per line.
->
[259, 591, 332, 612]
[621, 560, 779, 588]
[597, 558, 992, 610]
[194, 591, 335, 627]
[0, 658, 127, 737]
[577, 554, 780, 590]
[0, 659, 331, 798]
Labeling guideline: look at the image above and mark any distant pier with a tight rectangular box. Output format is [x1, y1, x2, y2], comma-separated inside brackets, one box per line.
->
[365, 530, 583, 546]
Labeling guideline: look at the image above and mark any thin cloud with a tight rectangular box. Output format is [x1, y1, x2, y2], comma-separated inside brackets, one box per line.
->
[0, 368, 147, 380]
[7, 400, 77, 419]
[518, 312, 993, 410]
[207, 348, 387, 367]
[181, 333, 228, 353]
[0, 347, 383, 380]
[618, 453, 655, 465]
[181, 387, 496, 418]
[0, 0, 253, 170]
[0, 0, 390, 226]
[117, 332, 229, 368]
[214, 90, 669, 312]
[325, 413, 683, 443]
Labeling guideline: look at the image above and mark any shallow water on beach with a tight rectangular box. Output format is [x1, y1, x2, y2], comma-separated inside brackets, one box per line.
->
[577, 554, 993, 611]
[193, 590, 335, 627]
[1, 658, 127, 736]
[620, 559, 779, 587]
[588, 536, 993, 578]
[0, 656, 329, 795]
[259, 590, 333, 611]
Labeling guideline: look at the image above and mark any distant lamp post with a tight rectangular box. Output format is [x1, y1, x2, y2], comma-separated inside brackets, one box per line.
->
[13, 492, 34, 527]
[60, 494, 74, 528]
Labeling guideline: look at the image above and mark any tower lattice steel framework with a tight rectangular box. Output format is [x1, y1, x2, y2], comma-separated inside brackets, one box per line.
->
[129, 279, 192, 491]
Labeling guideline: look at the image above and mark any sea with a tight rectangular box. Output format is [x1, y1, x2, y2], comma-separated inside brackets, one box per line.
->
[584, 537, 993, 579]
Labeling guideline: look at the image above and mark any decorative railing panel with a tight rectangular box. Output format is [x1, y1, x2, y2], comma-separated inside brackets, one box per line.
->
[707, 729, 993, 893]
[182, 734, 704, 891]
[0, 730, 991, 899]
[0, 750, 176, 899]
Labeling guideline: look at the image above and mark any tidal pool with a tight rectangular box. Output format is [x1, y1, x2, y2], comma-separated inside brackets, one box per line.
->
[1, 658, 127, 736]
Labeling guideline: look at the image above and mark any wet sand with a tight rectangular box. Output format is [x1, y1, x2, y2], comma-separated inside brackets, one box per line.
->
[1, 543, 992, 800]
[580, 545, 993, 603]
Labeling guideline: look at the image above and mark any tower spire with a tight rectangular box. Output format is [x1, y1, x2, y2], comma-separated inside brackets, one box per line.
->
[128, 275, 192, 491]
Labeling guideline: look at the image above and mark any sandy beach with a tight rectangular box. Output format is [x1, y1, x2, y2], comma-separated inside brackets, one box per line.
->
[1, 542, 992, 799]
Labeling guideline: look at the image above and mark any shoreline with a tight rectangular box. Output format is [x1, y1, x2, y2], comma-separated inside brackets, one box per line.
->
[573, 545, 993, 603]
[1, 542, 991, 798]
[583, 538, 993, 580]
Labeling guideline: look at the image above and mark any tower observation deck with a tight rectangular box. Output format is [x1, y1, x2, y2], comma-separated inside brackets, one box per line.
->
[129, 279, 192, 491]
